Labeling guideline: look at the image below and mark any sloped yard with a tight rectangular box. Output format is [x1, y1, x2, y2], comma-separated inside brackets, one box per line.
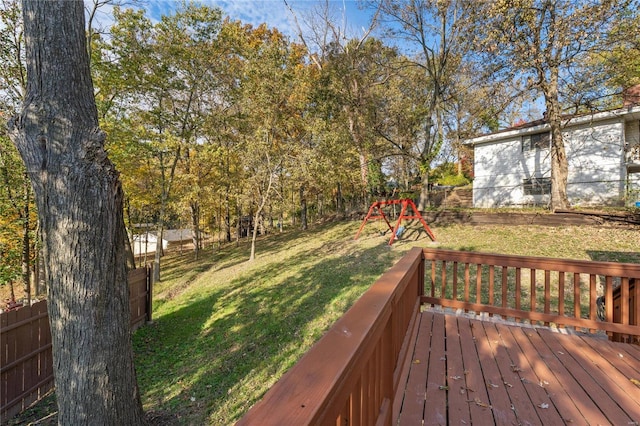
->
[6, 217, 640, 425]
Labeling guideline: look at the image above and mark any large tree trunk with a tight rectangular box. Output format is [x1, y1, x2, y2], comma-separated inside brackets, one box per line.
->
[544, 74, 570, 211]
[8, 2, 145, 424]
[417, 163, 430, 212]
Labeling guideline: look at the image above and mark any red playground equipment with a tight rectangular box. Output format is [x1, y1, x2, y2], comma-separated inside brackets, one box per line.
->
[354, 198, 436, 245]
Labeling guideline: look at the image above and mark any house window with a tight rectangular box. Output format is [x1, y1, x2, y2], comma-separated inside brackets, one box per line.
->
[522, 132, 550, 151]
[523, 177, 551, 195]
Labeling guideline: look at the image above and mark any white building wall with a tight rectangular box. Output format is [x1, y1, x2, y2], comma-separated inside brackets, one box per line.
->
[626, 119, 640, 146]
[472, 120, 626, 207]
[564, 120, 625, 206]
[473, 136, 548, 207]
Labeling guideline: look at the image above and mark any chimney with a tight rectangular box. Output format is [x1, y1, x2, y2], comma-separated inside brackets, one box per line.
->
[623, 84, 640, 107]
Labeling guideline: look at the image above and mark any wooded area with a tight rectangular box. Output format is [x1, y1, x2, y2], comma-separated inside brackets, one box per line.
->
[2, 0, 638, 298]
[0, 1, 639, 422]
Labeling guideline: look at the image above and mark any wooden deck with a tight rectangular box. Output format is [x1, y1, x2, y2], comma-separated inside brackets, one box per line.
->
[397, 310, 640, 425]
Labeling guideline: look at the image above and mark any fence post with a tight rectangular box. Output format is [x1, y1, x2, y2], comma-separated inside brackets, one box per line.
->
[146, 264, 153, 324]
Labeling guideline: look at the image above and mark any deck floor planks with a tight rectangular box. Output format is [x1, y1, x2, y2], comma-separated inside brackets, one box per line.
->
[539, 329, 640, 421]
[580, 333, 640, 379]
[494, 323, 568, 425]
[502, 324, 592, 424]
[397, 311, 640, 425]
[535, 328, 634, 425]
[423, 312, 448, 425]
[398, 311, 434, 426]
[477, 319, 543, 425]
[515, 326, 605, 424]
[460, 318, 502, 424]
[442, 315, 471, 425]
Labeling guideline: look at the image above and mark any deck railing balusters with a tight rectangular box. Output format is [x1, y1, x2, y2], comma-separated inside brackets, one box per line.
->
[544, 270, 551, 326]
[422, 248, 640, 343]
[464, 263, 470, 313]
[530, 268, 536, 316]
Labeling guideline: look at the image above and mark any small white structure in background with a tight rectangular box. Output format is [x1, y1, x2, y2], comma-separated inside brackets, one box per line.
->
[132, 229, 194, 255]
[132, 232, 158, 256]
[464, 102, 640, 208]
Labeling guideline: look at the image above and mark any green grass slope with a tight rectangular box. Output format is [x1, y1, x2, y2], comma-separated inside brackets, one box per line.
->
[133, 219, 639, 424]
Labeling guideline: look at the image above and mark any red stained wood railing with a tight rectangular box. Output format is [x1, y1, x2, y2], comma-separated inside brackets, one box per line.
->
[236, 247, 425, 426]
[422, 248, 640, 343]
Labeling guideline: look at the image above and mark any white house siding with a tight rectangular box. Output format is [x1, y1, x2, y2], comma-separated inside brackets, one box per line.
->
[627, 119, 640, 203]
[472, 135, 548, 208]
[627, 119, 640, 146]
[564, 120, 625, 206]
[471, 118, 630, 208]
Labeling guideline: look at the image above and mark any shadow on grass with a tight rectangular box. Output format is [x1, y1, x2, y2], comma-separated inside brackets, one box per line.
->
[587, 250, 640, 264]
[132, 231, 398, 425]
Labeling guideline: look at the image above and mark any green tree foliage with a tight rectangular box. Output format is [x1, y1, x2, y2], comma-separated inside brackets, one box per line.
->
[376, 0, 472, 209]
[0, 0, 37, 302]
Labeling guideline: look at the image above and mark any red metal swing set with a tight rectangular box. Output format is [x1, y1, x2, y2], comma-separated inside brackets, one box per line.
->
[354, 198, 436, 245]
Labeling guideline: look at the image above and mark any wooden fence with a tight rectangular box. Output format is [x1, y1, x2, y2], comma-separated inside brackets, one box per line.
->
[422, 248, 640, 343]
[0, 266, 152, 420]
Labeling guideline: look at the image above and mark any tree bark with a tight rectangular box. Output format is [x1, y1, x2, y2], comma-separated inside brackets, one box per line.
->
[190, 199, 201, 260]
[299, 185, 308, 230]
[417, 169, 430, 212]
[8, 2, 146, 424]
[544, 73, 570, 211]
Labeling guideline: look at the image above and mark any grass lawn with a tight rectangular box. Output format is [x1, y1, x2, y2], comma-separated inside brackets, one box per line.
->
[7, 217, 640, 425]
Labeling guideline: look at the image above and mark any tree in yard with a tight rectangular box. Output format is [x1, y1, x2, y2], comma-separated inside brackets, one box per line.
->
[0, 0, 38, 303]
[594, 5, 640, 98]
[468, 0, 632, 210]
[288, 1, 394, 209]
[8, 1, 145, 423]
[234, 24, 308, 260]
[373, 0, 472, 210]
[95, 4, 223, 278]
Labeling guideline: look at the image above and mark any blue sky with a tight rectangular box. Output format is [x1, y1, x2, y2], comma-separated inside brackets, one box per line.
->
[140, 0, 376, 42]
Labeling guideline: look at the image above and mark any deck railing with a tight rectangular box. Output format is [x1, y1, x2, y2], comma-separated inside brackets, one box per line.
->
[237, 248, 640, 425]
[237, 247, 425, 426]
[422, 248, 640, 343]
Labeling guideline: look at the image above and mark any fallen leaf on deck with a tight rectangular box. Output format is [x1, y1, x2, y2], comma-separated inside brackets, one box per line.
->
[538, 403, 549, 409]
[487, 382, 499, 388]
[413, 359, 421, 364]
[473, 397, 491, 408]
[450, 375, 462, 380]
[439, 385, 449, 390]
[630, 378, 640, 388]
[504, 382, 513, 388]
[511, 364, 522, 372]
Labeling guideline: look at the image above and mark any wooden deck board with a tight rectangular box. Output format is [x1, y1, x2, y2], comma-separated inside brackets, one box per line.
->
[423, 312, 447, 425]
[460, 318, 502, 424]
[442, 315, 471, 425]
[396, 311, 640, 425]
[474, 320, 538, 425]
